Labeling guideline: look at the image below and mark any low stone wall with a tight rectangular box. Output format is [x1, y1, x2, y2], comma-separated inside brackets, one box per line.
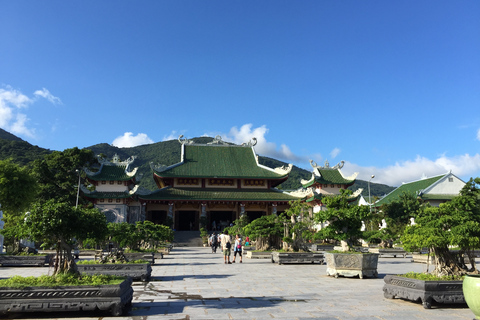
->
[0, 255, 52, 267]
[246, 251, 272, 259]
[78, 263, 152, 281]
[271, 252, 324, 265]
[368, 248, 407, 258]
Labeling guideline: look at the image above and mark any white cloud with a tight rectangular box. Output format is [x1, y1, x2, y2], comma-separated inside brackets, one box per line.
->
[222, 124, 306, 162]
[34, 88, 62, 105]
[330, 148, 341, 159]
[162, 130, 184, 142]
[343, 154, 480, 187]
[0, 86, 35, 137]
[112, 132, 154, 148]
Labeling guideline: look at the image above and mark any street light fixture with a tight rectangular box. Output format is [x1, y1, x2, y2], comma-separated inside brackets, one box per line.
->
[75, 169, 81, 208]
[368, 175, 375, 213]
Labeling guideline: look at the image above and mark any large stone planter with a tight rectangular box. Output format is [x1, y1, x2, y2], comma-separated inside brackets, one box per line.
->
[325, 252, 379, 279]
[463, 274, 480, 319]
[0, 255, 52, 267]
[271, 252, 324, 264]
[78, 263, 152, 281]
[246, 251, 272, 259]
[384, 275, 465, 309]
[124, 252, 155, 264]
[0, 278, 133, 316]
[368, 248, 407, 258]
[411, 254, 435, 264]
[310, 244, 335, 252]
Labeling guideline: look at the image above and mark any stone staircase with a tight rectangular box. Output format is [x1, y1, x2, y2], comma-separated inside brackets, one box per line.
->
[173, 231, 204, 247]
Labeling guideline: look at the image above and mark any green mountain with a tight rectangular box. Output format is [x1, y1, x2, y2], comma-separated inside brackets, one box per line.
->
[0, 129, 394, 196]
[0, 129, 52, 166]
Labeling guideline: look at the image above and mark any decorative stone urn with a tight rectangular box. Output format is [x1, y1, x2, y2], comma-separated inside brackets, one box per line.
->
[463, 274, 480, 318]
[325, 252, 379, 279]
[0, 277, 133, 316]
[384, 275, 464, 309]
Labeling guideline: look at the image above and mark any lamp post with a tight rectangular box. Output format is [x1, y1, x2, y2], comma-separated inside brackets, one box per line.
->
[75, 169, 81, 208]
[368, 175, 375, 213]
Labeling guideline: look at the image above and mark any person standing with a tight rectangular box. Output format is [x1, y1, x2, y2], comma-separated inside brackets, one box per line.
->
[221, 230, 232, 264]
[210, 232, 218, 253]
[232, 234, 243, 263]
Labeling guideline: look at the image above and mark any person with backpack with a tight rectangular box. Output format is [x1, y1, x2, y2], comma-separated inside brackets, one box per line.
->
[210, 232, 218, 253]
[220, 230, 232, 264]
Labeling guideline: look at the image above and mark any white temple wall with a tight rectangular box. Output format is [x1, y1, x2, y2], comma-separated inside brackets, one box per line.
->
[96, 183, 129, 192]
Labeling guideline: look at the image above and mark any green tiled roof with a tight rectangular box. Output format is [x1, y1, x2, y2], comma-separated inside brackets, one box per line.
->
[83, 191, 134, 199]
[154, 145, 289, 179]
[420, 194, 457, 201]
[138, 187, 302, 202]
[86, 164, 135, 181]
[306, 194, 323, 203]
[375, 175, 445, 207]
[302, 168, 355, 187]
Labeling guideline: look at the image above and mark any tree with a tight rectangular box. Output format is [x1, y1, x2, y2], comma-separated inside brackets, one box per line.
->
[401, 178, 480, 277]
[243, 215, 283, 251]
[32, 148, 96, 205]
[0, 159, 37, 214]
[22, 200, 108, 275]
[281, 200, 314, 252]
[314, 189, 370, 251]
[108, 221, 174, 251]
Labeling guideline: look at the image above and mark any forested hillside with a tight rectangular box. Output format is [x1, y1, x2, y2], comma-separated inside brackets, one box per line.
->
[0, 129, 394, 196]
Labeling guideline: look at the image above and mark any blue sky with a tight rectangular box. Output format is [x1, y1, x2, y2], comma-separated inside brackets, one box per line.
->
[1, 1, 479, 187]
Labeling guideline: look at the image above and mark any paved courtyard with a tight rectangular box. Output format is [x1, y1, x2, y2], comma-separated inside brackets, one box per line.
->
[0, 247, 475, 320]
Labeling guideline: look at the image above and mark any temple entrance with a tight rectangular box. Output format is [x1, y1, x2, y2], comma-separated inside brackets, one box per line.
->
[210, 211, 235, 231]
[147, 210, 167, 225]
[176, 211, 197, 231]
[246, 211, 265, 222]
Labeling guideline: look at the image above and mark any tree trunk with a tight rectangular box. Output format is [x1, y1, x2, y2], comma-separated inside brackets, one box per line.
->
[432, 246, 467, 277]
[53, 239, 78, 276]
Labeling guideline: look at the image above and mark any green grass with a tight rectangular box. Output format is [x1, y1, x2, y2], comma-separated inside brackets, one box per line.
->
[0, 274, 125, 289]
[400, 272, 464, 281]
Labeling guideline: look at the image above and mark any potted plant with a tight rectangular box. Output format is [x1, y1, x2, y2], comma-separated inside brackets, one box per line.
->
[314, 189, 377, 278]
[0, 200, 133, 316]
[384, 178, 480, 309]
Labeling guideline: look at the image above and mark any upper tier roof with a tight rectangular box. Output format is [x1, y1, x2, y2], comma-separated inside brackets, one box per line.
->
[301, 160, 357, 187]
[84, 154, 138, 182]
[151, 137, 292, 180]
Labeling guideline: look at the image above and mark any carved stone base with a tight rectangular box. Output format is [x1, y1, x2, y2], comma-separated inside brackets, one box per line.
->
[383, 275, 465, 309]
[271, 252, 324, 264]
[325, 253, 379, 279]
[78, 263, 152, 281]
[0, 278, 133, 316]
[0, 255, 52, 267]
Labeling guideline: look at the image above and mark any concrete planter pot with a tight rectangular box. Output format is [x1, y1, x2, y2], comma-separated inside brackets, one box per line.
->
[271, 252, 324, 265]
[78, 263, 152, 281]
[0, 278, 133, 316]
[325, 252, 379, 279]
[246, 251, 272, 259]
[383, 275, 465, 309]
[463, 274, 480, 319]
[123, 252, 155, 264]
[0, 255, 52, 267]
[368, 248, 407, 258]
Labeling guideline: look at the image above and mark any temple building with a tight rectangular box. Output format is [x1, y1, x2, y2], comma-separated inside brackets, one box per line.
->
[300, 160, 362, 213]
[374, 172, 465, 208]
[81, 136, 310, 230]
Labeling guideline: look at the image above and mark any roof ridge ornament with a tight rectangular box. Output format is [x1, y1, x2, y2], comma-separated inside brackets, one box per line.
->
[241, 137, 257, 147]
[178, 135, 194, 145]
[310, 159, 344, 169]
[207, 135, 229, 145]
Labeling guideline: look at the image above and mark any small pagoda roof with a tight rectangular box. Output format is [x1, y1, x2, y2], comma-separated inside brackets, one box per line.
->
[301, 160, 357, 188]
[151, 136, 292, 180]
[138, 187, 302, 202]
[374, 173, 448, 207]
[84, 154, 138, 182]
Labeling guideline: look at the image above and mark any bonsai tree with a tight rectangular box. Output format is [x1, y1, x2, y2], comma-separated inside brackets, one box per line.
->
[108, 221, 174, 251]
[243, 214, 283, 251]
[21, 200, 108, 275]
[314, 189, 370, 251]
[224, 214, 250, 238]
[366, 191, 421, 248]
[401, 177, 480, 277]
[281, 200, 315, 252]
